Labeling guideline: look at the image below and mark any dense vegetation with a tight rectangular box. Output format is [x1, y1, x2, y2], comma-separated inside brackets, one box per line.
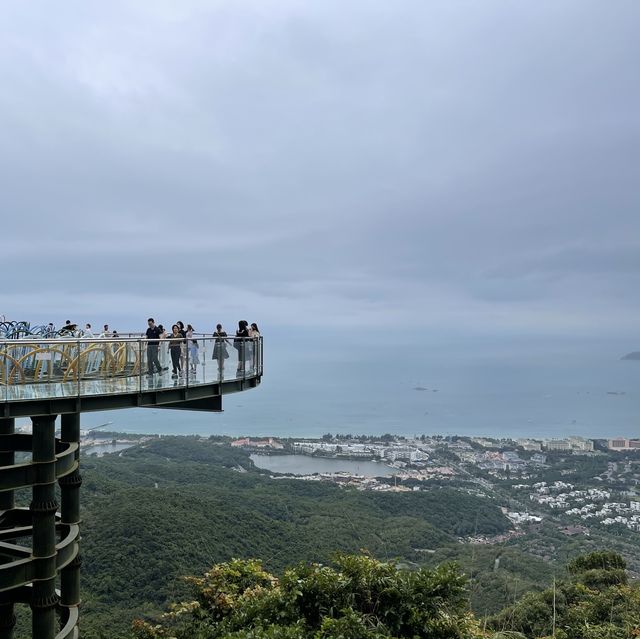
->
[489, 551, 640, 638]
[132, 551, 640, 639]
[67, 437, 639, 637]
[78, 437, 509, 637]
[132, 554, 480, 639]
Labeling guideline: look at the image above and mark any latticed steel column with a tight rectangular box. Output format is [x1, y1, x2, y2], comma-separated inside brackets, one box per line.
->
[0, 418, 16, 639]
[30, 416, 58, 639]
[0, 418, 15, 510]
[59, 413, 82, 620]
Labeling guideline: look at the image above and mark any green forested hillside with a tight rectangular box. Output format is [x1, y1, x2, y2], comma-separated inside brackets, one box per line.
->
[78, 436, 511, 637]
[488, 551, 640, 638]
[77, 436, 637, 638]
[131, 551, 640, 639]
[424, 545, 555, 615]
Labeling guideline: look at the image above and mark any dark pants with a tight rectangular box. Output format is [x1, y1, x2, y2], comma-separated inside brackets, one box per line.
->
[170, 348, 181, 374]
[147, 344, 161, 374]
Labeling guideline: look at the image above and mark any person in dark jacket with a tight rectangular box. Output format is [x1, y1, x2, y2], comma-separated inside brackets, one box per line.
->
[145, 318, 164, 375]
[234, 320, 250, 376]
[176, 320, 187, 370]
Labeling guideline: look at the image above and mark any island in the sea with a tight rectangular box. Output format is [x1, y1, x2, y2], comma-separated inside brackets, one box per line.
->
[621, 351, 640, 360]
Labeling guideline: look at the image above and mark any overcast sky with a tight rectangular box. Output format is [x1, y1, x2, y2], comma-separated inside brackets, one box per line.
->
[2, 1, 639, 339]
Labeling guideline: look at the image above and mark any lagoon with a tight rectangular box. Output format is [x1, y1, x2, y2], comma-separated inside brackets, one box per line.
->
[85, 442, 134, 457]
[250, 454, 399, 477]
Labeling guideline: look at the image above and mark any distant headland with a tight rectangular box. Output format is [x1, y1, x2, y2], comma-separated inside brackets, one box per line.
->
[621, 352, 640, 360]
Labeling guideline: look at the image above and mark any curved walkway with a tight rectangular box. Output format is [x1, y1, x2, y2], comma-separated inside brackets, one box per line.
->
[0, 335, 263, 638]
[1, 336, 262, 416]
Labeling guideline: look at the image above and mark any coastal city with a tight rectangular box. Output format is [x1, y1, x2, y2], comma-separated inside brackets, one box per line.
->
[230, 433, 640, 536]
[13, 416, 640, 536]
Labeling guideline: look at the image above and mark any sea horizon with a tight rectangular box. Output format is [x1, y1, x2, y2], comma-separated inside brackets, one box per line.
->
[73, 335, 640, 441]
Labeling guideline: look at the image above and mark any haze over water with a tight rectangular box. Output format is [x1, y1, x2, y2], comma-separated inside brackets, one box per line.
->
[81, 332, 640, 441]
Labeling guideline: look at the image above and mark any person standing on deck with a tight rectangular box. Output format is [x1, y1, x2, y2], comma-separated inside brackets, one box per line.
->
[157, 324, 168, 369]
[212, 324, 229, 370]
[145, 318, 164, 375]
[249, 322, 261, 373]
[186, 324, 199, 375]
[234, 320, 250, 376]
[176, 320, 187, 371]
[168, 324, 183, 379]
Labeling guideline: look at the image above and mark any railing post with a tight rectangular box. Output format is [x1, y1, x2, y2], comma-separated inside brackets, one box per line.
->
[201, 337, 207, 383]
[253, 337, 257, 375]
[76, 340, 81, 398]
[218, 337, 224, 382]
[185, 337, 189, 386]
[2, 345, 7, 402]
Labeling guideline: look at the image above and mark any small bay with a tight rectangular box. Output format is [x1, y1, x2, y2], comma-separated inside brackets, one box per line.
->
[85, 442, 134, 457]
[250, 454, 399, 477]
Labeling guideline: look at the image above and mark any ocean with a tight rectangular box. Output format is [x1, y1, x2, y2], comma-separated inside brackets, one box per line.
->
[79, 333, 640, 441]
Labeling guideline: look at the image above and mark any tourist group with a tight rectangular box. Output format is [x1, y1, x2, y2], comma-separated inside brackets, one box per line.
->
[145, 319, 261, 379]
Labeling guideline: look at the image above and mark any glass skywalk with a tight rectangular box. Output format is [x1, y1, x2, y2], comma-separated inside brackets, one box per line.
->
[0, 335, 263, 403]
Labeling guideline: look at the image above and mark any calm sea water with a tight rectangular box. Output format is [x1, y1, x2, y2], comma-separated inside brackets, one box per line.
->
[79, 336, 640, 440]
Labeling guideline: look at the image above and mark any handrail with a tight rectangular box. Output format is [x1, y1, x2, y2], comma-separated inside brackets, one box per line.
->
[0, 335, 255, 344]
[1, 336, 263, 401]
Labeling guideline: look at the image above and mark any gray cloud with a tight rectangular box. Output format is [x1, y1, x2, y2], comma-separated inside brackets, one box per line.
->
[2, 0, 639, 337]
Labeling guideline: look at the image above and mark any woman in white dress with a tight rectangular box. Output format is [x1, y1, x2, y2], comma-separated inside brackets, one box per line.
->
[186, 324, 199, 375]
[249, 323, 261, 373]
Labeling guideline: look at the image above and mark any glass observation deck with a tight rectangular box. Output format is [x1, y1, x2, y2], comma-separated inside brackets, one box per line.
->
[0, 330, 262, 639]
[0, 335, 263, 404]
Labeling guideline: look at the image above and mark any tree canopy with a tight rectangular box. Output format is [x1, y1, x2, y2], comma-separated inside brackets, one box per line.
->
[133, 551, 640, 639]
[132, 554, 482, 639]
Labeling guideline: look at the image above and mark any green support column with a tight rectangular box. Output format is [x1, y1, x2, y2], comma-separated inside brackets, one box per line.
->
[30, 415, 58, 639]
[0, 597, 16, 639]
[0, 418, 15, 511]
[0, 419, 16, 639]
[59, 413, 82, 616]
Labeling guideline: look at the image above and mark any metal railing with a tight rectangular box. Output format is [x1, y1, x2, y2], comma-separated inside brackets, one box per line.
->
[0, 336, 263, 402]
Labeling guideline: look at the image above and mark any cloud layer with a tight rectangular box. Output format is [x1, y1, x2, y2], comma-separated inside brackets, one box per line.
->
[2, 1, 639, 336]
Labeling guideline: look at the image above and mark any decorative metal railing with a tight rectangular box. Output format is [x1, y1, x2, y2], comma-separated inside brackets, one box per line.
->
[0, 336, 263, 402]
[0, 320, 61, 339]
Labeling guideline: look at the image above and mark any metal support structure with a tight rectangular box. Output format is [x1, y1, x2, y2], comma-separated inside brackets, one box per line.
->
[0, 332, 262, 638]
[30, 415, 58, 639]
[0, 598, 16, 639]
[0, 419, 14, 512]
[59, 414, 81, 620]
[0, 418, 16, 639]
